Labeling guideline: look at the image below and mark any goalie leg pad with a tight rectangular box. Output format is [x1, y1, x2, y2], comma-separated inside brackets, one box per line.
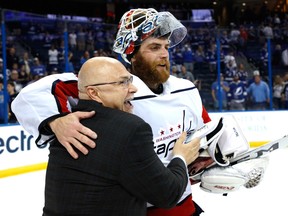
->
[200, 157, 270, 194]
[200, 166, 248, 194]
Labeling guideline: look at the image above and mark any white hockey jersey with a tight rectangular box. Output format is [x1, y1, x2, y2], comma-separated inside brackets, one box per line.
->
[132, 75, 205, 205]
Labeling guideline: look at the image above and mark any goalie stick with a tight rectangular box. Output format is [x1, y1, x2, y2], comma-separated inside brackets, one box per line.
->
[230, 134, 288, 166]
[189, 135, 288, 181]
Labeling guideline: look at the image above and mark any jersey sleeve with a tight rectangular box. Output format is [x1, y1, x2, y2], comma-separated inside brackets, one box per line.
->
[11, 73, 79, 146]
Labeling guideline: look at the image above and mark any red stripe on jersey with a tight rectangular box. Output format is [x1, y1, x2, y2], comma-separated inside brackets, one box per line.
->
[201, 106, 211, 123]
[51, 80, 78, 113]
[147, 194, 195, 216]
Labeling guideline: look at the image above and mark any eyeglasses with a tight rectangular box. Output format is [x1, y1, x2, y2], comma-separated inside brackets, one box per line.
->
[85, 76, 133, 88]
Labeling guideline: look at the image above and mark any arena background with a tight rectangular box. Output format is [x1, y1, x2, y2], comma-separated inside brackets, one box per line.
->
[0, 1, 288, 215]
[0, 0, 285, 26]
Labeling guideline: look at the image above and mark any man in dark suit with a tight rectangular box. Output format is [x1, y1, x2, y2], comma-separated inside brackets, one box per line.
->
[43, 57, 201, 216]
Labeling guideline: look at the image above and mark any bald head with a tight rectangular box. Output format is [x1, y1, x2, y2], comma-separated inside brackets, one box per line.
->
[77, 57, 137, 112]
[78, 57, 125, 97]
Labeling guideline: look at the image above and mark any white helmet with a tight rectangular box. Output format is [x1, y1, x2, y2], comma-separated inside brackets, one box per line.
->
[113, 8, 187, 63]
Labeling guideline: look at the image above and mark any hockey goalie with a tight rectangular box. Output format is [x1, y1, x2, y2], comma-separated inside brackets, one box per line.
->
[188, 114, 270, 194]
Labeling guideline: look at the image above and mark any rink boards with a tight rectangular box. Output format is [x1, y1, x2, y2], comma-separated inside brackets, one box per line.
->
[1, 110, 288, 178]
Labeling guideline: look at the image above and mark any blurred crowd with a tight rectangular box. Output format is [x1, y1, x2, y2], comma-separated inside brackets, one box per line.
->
[1, 8, 288, 124]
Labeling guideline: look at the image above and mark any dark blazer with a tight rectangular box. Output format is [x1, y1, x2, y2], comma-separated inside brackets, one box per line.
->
[43, 100, 188, 216]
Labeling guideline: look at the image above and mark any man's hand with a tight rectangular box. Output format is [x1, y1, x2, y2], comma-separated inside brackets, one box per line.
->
[173, 132, 200, 165]
[49, 111, 97, 159]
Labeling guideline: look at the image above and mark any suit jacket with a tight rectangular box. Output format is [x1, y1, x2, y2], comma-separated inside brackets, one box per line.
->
[43, 99, 188, 216]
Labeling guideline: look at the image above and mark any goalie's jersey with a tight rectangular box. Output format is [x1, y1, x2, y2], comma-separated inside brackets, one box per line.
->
[12, 73, 210, 209]
[132, 75, 205, 207]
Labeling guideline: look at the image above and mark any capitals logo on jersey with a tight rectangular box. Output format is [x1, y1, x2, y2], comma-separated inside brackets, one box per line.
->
[131, 75, 204, 165]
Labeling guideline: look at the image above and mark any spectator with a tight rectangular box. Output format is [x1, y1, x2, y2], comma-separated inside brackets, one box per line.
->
[7, 80, 18, 123]
[77, 28, 86, 51]
[194, 45, 206, 63]
[0, 79, 5, 124]
[272, 44, 283, 66]
[224, 56, 237, 84]
[220, 30, 231, 55]
[19, 51, 32, 75]
[227, 74, 247, 111]
[0, 58, 10, 81]
[247, 73, 270, 110]
[236, 63, 249, 86]
[224, 52, 237, 69]
[260, 42, 269, 75]
[205, 42, 217, 73]
[93, 50, 99, 57]
[86, 30, 95, 52]
[171, 46, 183, 67]
[171, 65, 180, 78]
[194, 45, 206, 78]
[178, 64, 195, 82]
[69, 31, 77, 50]
[262, 22, 274, 39]
[30, 57, 47, 80]
[65, 51, 75, 73]
[57, 40, 65, 73]
[281, 46, 288, 68]
[9, 69, 23, 93]
[182, 44, 194, 72]
[43, 31, 53, 48]
[211, 74, 230, 110]
[239, 25, 248, 51]
[6, 47, 19, 70]
[79, 50, 90, 67]
[229, 23, 240, 46]
[47, 44, 59, 73]
[281, 73, 288, 109]
[273, 74, 284, 109]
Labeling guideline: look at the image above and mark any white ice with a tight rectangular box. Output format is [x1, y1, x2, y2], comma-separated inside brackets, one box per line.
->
[0, 148, 287, 216]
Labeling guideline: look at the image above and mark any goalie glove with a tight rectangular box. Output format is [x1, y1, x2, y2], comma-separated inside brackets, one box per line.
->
[199, 157, 269, 194]
[207, 114, 250, 166]
[185, 116, 225, 147]
[187, 114, 249, 172]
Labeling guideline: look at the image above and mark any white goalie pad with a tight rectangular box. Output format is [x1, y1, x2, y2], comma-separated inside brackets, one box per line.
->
[187, 114, 249, 167]
[207, 114, 250, 166]
[200, 157, 269, 194]
[200, 166, 248, 194]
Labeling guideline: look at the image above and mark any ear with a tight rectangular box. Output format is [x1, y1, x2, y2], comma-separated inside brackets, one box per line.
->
[86, 87, 103, 103]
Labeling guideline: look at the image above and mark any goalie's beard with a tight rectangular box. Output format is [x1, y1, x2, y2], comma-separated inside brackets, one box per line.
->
[188, 156, 215, 184]
[131, 51, 170, 90]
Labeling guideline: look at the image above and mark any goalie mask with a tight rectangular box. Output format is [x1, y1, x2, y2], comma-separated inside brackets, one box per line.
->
[113, 8, 187, 63]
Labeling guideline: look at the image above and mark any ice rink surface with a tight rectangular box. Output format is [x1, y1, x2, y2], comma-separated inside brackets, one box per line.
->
[1, 147, 287, 216]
